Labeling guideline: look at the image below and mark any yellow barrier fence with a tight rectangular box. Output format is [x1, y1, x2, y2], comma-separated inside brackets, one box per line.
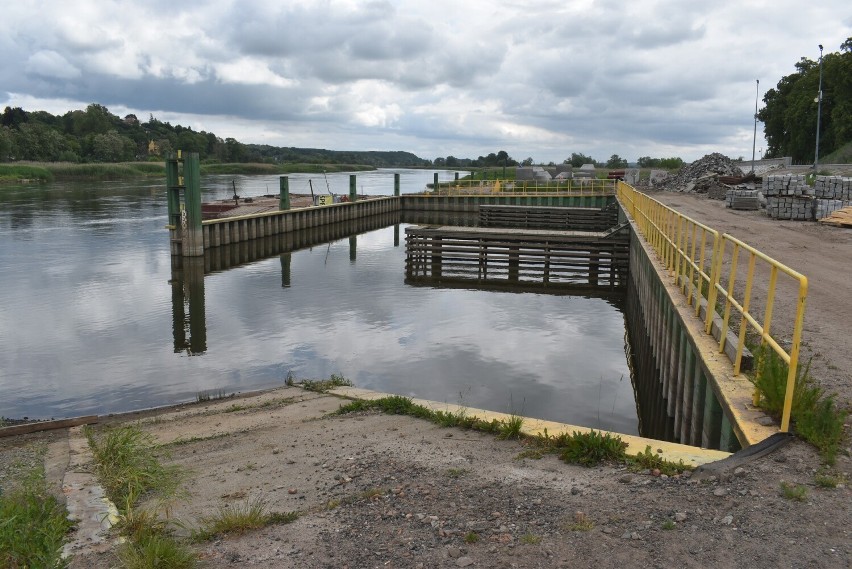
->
[617, 181, 808, 432]
[429, 178, 616, 197]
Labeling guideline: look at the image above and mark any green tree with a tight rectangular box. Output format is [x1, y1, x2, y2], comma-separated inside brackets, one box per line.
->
[0, 126, 13, 161]
[758, 39, 852, 162]
[564, 152, 595, 167]
[91, 131, 134, 162]
[605, 154, 628, 168]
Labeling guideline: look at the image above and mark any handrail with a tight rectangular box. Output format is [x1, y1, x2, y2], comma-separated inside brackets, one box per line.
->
[428, 178, 616, 197]
[617, 181, 808, 432]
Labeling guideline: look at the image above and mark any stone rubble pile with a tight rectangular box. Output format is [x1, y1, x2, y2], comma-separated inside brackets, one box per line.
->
[655, 153, 744, 192]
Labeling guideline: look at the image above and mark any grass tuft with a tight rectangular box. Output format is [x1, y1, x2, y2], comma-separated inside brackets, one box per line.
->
[300, 373, 353, 393]
[464, 531, 480, 544]
[194, 497, 299, 541]
[85, 425, 183, 512]
[0, 460, 72, 569]
[557, 430, 628, 467]
[519, 533, 542, 545]
[628, 445, 694, 475]
[117, 533, 197, 569]
[750, 347, 847, 464]
[779, 482, 808, 501]
[497, 414, 524, 440]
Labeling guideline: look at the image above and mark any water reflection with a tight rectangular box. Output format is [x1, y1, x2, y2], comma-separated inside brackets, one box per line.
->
[171, 257, 207, 355]
[167, 217, 640, 435]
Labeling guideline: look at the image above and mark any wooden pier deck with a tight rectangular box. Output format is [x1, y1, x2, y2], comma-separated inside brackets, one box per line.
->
[405, 225, 629, 290]
[479, 204, 618, 231]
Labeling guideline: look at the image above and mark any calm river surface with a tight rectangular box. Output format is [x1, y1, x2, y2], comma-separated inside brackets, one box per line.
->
[0, 169, 638, 434]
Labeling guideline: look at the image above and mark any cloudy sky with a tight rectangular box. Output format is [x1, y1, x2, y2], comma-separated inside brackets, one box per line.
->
[2, 1, 849, 163]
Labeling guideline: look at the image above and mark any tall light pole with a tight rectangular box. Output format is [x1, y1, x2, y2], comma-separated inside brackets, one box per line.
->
[751, 79, 759, 173]
[814, 44, 824, 171]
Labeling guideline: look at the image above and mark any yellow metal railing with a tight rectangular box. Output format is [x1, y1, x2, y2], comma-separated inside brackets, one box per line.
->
[617, 181, 808, 432]
[429, 178, 616, 197]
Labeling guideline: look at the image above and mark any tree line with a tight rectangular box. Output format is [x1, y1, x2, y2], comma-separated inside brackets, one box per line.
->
[759, 38, 852, 163]
[432, 151, 683, 169]
[0, 104, 429, 167]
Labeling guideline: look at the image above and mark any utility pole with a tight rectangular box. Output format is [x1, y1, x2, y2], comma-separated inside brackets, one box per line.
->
[815, 44, 824, 171]
[752, 79, 759, 173]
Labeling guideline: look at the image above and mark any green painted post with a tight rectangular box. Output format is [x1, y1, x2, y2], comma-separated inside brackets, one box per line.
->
[280, 253, 291, 287]
[182, 152, 204, 257]
[454, 172, 459, 182]
[394, 224, 400, 247]
[165, 154, 180, 226]
[279, 176, 290, 210]
[349, 236, 357, 263]
[349, 174, 357, 202]
[433, 173, 439, 193]
[394, 173, 400, 197]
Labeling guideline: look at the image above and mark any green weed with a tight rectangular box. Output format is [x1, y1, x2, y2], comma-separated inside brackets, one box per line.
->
[661, 519, 676, 530]
[814, 472, 843, 489]
[519, 533, 542, 545]
[194, 497, 299, 541]
[779, 482, 808, 502]
[628, 445, 693, 475]
[497, 414, 524, 440]
[557, 430, 628, 467]
[0, 460, 72, 569]
[85, 425, 183, 512]
[446, 468, 468, 478]
[300, 373, 353, 393]
[464, 531, 480, 544]
[117, 533, 196, 569]
[750, 347, 847, 464]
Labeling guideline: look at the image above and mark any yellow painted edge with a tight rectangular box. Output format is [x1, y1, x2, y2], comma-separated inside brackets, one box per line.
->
[329, 387, 731, 467]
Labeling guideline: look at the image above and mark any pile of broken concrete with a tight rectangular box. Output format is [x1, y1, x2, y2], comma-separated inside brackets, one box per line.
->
[654, 153, 745, 192]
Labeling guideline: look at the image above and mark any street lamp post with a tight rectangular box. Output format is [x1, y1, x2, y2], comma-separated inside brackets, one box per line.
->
[815, 44, 824, 171]
[752, 79, 759, 173]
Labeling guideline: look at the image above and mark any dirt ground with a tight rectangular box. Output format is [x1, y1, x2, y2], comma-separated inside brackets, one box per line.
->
[2, 191, 851, 568]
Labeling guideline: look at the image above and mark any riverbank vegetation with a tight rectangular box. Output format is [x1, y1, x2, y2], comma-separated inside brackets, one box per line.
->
[0, 160, 378, 184]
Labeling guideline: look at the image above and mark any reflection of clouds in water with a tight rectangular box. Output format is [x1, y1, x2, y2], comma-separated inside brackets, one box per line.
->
[1, 203, 636, 435]
[199, 225, 636, 432]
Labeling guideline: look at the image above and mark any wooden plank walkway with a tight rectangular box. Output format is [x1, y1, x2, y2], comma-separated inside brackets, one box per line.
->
[479, 204, 618, 231]
[405, 225, 629, 290]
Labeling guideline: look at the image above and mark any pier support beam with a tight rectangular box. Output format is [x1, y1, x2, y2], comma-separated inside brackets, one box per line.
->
[349, 175, 357, 203]
[394, 173, 400, 197]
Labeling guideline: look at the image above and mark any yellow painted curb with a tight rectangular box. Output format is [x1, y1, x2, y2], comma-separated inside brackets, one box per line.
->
[329, 387, 731, 467]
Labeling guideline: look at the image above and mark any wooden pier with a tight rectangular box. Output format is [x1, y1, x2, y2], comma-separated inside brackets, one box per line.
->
[405, 226, 629, 290]
[479, 204, 618, 231]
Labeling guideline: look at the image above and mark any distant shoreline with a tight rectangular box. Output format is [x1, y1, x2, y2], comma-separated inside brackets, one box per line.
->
[0, 161, 384, 184]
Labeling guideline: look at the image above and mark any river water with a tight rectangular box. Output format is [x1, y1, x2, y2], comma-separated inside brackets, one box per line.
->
[0, 169, 639, 434]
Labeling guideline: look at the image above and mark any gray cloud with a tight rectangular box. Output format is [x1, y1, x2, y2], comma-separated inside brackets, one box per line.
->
[1, 0, 849, 162]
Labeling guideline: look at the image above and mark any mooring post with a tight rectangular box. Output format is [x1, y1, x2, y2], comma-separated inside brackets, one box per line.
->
[433, 173, 439, 193]
[280, 253, 291, 287]
[182, 152, 204, 257]
[454, 172, 459, 182]
[349, 174, 357, 203]
[394, 224, 400, 247]
[394, 173, 400, 197]
[279, 176, 290, 210]
[349, 236, 357, 263]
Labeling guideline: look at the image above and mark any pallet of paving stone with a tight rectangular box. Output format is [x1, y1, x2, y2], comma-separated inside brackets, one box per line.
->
[819, 206, 852, 228]
[725, 188, 760, 210]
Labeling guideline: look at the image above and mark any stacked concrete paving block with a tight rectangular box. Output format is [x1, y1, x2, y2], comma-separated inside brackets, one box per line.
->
[725, 188, 760, 210]
[763, 175, 815, 220]
[813, 176, 852, 220]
